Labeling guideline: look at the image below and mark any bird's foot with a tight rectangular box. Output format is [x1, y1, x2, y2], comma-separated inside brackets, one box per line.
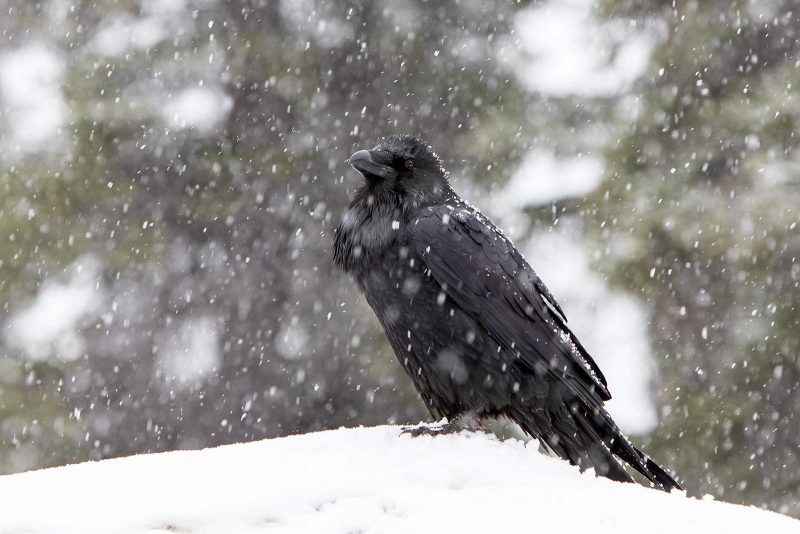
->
[401, 420, 462, 437]
[400, 413, 484, 437]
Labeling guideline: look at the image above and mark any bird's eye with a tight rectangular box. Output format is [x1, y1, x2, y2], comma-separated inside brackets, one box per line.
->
[388, 153, 407, 169]
[371, 148, 412, 172]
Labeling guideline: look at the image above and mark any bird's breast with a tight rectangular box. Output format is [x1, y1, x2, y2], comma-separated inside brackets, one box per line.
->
[334, 204, 402, 273]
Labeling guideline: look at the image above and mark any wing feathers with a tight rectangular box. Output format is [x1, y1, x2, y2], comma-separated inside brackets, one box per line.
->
[407, 204, 611, 402]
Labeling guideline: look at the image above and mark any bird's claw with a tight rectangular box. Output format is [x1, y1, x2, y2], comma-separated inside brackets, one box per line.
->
[400, 415, 484, 437]
[400, 423, 449, 437]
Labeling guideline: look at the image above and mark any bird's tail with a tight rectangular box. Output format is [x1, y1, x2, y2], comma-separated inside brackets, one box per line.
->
[509, 388, 681, 492]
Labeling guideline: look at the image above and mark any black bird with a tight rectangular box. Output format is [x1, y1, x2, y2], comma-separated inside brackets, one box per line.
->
[333, 135, 681, 491]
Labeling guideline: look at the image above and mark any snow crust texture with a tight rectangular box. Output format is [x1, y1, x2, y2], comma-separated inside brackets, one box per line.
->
[1, 426, 797, 534]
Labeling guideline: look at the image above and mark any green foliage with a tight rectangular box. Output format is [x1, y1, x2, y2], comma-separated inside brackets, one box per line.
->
[0, 0, 535, 472]
[593, 0, 800, 514]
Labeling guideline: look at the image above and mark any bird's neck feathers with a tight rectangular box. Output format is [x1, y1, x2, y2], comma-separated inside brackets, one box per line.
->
[401, 170, 453, 214]
[351, 180, 400, 211]
[333, 186, 402, 273]
[333, 168, 454, 273]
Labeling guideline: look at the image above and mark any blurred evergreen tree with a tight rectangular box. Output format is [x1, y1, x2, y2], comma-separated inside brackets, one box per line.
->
[0, 0, 534, 470]
[594, 0, 800, 515]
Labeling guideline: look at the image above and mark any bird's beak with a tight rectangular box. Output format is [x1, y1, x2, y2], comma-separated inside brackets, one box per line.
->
[348, 149, 398, 181]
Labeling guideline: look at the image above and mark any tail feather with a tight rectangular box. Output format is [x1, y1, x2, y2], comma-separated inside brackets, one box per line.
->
[630, 444, 682, 491]
[510, 404, 634, 485]
[509, 388, 681, 492]
[571, 408, 636, 484]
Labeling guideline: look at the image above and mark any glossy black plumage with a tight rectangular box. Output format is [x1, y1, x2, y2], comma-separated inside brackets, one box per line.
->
[333, 135, 681, 491]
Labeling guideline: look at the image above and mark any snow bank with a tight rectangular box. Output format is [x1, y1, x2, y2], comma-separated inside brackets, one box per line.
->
[1, 426, 796, 534]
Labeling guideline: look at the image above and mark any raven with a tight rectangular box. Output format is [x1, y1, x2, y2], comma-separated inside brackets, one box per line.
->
[333, 135, 681, 491]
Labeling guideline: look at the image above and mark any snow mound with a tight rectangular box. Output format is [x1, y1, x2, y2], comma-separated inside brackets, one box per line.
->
[1, 426, 797, 533]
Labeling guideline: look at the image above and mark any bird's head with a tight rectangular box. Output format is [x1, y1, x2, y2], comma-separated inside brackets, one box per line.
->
[348, 135, 450, 209]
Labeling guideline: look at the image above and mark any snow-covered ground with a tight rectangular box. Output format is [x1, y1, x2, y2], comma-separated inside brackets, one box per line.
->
[1, 426, 797, 534]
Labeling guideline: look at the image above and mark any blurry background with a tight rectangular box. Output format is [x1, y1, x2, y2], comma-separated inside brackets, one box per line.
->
[0, 0, 798, 517]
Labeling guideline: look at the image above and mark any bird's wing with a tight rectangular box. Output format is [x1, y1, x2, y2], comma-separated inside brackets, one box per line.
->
[406, 204, 611, 401]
